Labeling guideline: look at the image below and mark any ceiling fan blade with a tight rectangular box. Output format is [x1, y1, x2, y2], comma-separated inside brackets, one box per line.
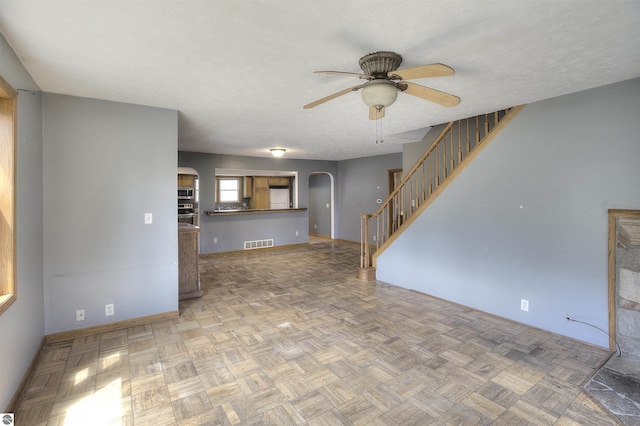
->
[369, 106, 385, 120]
[389, 63, 454, 80]
[303, 85, 363, 109]
[314, 70, 371, 80]
[401, 81, 460, 107]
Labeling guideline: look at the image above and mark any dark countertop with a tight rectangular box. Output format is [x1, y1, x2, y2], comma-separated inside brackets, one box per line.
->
[204, 208, 307, 216]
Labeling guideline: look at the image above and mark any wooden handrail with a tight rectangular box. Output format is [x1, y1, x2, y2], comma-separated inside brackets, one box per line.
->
[372, 121, 455, 218]
[360, 106, 525, 272]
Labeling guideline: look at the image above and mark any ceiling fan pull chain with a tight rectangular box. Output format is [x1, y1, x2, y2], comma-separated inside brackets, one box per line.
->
[376, 108, 384, 144]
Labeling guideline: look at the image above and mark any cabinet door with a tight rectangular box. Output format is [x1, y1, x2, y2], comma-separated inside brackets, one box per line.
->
[269, 176, 290, 186]
[178, 174, 195, 187]
[243, 176, 253, 197]
[252, 177, 269, 209]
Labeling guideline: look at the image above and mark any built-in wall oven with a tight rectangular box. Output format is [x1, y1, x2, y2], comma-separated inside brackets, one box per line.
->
[178, 186, 197, 224]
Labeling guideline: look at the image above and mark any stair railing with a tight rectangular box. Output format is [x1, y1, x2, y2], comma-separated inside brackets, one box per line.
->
[360, 106, 524, 272]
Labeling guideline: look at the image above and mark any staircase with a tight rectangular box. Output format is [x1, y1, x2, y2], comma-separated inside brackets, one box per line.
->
[358, 105, 525, 280]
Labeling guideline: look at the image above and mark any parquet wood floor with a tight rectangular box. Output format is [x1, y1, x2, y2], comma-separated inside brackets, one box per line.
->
[14, 241, 621, 425]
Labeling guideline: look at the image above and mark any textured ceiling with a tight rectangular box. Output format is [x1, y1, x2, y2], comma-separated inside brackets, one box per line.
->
[1, 1, 639, 160]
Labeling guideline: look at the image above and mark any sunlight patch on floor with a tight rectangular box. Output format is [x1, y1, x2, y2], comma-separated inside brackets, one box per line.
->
[64, 378, 123, 425]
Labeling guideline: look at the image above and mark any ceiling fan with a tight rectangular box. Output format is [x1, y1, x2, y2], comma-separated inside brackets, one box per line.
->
[303, 51, 460, 120]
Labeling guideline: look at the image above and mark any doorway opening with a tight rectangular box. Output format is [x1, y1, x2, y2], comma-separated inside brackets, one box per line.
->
[388, 168, 403, 195]
[308, 172, 334, 241]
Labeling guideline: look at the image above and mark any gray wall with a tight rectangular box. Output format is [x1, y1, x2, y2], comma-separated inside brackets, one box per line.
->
[178, 151, 337, 253]
[0, 34, 45, 409]
[308, 173, 331, 237]
[338, 153, 403, 243]
[43, 94, 178, 334]
[377, 78, 640, 348]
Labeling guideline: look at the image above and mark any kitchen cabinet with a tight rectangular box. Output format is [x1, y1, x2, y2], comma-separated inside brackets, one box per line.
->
[269, 176, 290, 186]
[251, 177, 270, 209]
[178, 174, 195, 187]
[243, 176, 253, 198]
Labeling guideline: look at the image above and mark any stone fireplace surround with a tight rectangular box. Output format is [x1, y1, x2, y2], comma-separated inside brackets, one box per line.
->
[584, 214, 640, 424]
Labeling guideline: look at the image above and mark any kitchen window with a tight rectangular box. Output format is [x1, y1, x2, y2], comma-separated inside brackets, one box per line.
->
[0, 74, 17, 316]
[216, 177, 241, 203]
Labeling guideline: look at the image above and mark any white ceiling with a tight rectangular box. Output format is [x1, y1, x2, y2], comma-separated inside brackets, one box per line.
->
[1, 1, 639, 161]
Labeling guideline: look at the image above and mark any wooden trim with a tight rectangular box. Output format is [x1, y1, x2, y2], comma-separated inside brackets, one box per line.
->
[5, 337, 45, 413]
[0, 74, 17, 316]
[607, 209, 640, 352]
[387, 168, 402, 194]
[45, 310, 179, 344]
[608, 211, 616, 352]
[0, 75, 18, 98]
[372, 105, 527, 266]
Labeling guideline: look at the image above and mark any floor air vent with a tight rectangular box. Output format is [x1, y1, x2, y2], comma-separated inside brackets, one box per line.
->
[244, 239, 274, 250]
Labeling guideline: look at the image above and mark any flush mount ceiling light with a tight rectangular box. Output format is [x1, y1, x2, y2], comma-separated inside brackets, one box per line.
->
[270, 148, 286, 157]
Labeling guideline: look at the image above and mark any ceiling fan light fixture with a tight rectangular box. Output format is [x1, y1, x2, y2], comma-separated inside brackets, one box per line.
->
[361, 80, 398, 108]
[270, 148, 286, 157]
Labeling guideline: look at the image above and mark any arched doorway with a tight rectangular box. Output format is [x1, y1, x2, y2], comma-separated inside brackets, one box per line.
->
[308, 172, 334, 239]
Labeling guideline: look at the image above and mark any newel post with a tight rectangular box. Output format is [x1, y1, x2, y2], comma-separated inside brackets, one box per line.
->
[358, 214, 376, 281]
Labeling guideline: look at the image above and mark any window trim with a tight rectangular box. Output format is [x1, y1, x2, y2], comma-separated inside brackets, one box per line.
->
[0, 74, 17, 316]
[216, 176, 242, 204]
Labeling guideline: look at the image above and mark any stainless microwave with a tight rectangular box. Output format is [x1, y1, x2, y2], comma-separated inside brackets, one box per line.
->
[178, 187, 194, 198]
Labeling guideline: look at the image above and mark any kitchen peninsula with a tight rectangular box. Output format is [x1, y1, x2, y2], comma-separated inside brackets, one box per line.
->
[204, 207, 307, 216]
[200, 207, 309, 253]
[178, 223, 202, 300]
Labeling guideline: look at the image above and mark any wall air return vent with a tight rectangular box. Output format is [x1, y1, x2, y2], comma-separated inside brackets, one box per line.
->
[244, 239, 274, 250]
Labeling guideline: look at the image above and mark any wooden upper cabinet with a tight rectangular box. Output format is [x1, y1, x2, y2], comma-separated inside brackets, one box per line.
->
[252, 177, 270, 209]
[178, 174, 195, 187]
[269, 176, 290, 186]
[243, 176, 253, 197]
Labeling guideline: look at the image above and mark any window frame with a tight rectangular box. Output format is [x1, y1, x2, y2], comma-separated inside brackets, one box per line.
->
[0, 74, 17, 316]
[216, 176, 242, 204]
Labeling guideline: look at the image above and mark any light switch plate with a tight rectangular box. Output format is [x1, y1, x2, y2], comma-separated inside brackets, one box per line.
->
[144, 213, 152, 224]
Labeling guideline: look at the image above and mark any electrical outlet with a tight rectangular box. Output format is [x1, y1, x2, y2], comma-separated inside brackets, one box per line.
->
[295, 231, 299, 236]
[521, 299, 529, 312]
[325, 203, 330, 208]
[372, 235, 377, 242]
[144, 213, 153, 224]
[314, 224, 317, 229]
[76, 309, 85, 321]
[105, 304, 114, 316]
[213, 237, 217, 244]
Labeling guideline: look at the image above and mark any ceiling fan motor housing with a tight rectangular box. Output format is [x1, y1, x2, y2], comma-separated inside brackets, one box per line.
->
[359, 51, 403, 78]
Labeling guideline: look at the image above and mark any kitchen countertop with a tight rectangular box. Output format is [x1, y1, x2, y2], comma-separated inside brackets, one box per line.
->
[204, 208, 307, 216]
[178, 223, 200, 232]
